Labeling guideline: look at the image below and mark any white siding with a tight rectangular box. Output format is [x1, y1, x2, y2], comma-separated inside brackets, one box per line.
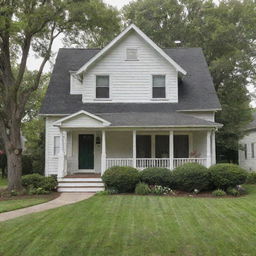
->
[45, 117, 61, 176]
[70, 73, 83, 95]
[182, 111, 215, 122]
[61, 114, 104, 128]
[75, 31, 178, 103]
[239, 131, 256, 171]
[193, 131, 207, 158]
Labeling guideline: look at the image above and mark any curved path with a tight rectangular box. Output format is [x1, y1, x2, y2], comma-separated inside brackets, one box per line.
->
[0, 193, 94, 222]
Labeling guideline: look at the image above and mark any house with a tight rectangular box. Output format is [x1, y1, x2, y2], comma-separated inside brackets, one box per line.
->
[40, 24, 222, 192]
[239, 112, 256, 171]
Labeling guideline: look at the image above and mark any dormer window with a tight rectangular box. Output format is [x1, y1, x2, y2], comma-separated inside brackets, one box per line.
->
[96, 75, 109, 98]
[126, 48, 138, 61]
[152, 75, 166, 98]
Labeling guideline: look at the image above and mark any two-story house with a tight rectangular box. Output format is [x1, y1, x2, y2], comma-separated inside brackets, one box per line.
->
[40, 24, 222, 192]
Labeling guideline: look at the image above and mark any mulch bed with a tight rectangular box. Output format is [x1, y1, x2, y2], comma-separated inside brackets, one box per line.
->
[0, 191, 60, 201]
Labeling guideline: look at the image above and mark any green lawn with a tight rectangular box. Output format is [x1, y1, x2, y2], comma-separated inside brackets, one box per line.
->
[0, 177, 7, 188]
[1, 186, 256, 256]
[0, 197, 53, 213]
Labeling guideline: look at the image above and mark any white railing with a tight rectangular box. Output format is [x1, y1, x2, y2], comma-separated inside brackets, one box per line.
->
[173, 158, 207, 168]
[106, 158, 133, 169]
[136, 158, 170, 169]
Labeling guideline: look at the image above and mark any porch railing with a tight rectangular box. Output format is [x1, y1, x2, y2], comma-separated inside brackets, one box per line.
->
[105, 157, 207, 170]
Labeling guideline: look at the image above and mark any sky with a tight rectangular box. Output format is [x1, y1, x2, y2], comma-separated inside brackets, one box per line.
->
[26, 0, 133, 72]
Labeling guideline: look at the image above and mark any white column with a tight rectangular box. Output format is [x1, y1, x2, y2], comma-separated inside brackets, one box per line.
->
[169, 131, 174, 170]
[211, 130, 216, 165]
[101, 130, 106, 175]
[58, 129, 64, 179]
[206, 130, 211, 167]
[151, 135, 156, 158]
[133, 130, 136, 168]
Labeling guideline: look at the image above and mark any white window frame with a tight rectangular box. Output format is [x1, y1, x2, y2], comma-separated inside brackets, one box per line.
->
[251, 143, 255, 158]
[126, 48, 139, 61]
[244, 144, 247, 160]
[53, 136, 60, 156]
[152, 74, 166, 99]
[95, 75, 111, 100]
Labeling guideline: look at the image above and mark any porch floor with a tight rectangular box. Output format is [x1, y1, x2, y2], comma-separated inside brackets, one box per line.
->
[64, 173, 101, 178]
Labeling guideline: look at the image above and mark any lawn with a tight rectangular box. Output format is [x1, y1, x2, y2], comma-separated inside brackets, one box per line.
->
[0, 196, 56, 213]
[1, 186, 256, 256]
[0, 177, 7, 188]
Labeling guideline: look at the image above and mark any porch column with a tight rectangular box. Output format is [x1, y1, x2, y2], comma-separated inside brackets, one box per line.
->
[58, 129, 65, 179]
[101, 130, 106, 175]
[211, 130, 216, 165]
[133, 130, 136, 168]
[206, 130, 211, 167]
[169, 130, 174, 170]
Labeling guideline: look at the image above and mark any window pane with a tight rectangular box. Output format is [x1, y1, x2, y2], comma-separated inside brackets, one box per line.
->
[245, 144, 247, 159]
[252, 143, 254, 158]
[96, 87, 109, 98]
[96, 76, 109, 87]
[153, 75, 165, 87]
[54, 136, 60, 155]
[153, 87, 165, 98]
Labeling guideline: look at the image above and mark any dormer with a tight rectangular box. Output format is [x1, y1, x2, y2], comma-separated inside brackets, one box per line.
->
[70, 24, 186, 103]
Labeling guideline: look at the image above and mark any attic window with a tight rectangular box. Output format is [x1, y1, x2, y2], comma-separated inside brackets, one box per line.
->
[126, 48, 138, 60]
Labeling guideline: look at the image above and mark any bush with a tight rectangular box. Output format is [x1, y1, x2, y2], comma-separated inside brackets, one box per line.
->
[209, 164, 247, 189]
[246, 172, 256, 184]
[102, 166, 140, 193]
[140, 168, 173, 187]
[150, 185, 172, 195]
[135, 182, 151, 195]
[212, 189, 226, 197]
[226, 187, 240, 196]
[22, 174, 57, 192]
[172, 163, 211, 192]
[22, 155, 33, 175]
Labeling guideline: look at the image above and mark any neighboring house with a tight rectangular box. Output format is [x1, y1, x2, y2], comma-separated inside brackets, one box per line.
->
[40, 24, 222, 192]
[239, 112, 256, 171]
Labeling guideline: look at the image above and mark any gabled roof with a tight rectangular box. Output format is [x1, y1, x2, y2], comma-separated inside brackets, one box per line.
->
[76, 24, 186, 75]
[40, 47, 221, 115]
[244, 112, 256, 131]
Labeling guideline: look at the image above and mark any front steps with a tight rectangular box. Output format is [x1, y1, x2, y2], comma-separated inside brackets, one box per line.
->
[58, 174, 104, 192]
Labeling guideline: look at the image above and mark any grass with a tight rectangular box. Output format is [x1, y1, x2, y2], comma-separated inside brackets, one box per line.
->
[1, 186, 256, 256]
[0, 177, 7, 188]
[0, 197, 52, 213]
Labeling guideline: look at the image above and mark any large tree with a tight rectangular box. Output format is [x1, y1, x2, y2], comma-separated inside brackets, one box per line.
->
[123, 0, 256, 162]
[0, 0, 121, 190]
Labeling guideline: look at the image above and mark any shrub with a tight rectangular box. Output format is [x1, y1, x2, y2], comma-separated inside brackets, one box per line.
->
[209, 164, 247, 189]
[226, 187, 240, 196]
[140, 167, 173, 187]
[22, 174, 57, 192]
[172, 163, 211, 192]
[212, 189, 226, 197]
[135, 182, 151, 195]
[150, 185, 172, 195]
[102, 166, 140, 193]
[246, 172, 256, 184]
[22, 155, 33, 175]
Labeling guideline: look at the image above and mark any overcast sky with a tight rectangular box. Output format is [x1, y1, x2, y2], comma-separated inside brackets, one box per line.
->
[26, 0, 132, 71]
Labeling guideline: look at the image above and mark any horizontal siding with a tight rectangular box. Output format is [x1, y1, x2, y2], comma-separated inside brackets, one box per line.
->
[79, 31, 178, 102]
[62, 114, 103, 128]
[182, 111, 215, 122]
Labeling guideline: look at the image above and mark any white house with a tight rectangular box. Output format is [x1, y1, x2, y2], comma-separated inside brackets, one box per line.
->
[40, 24, 222, 192]
[239, 112, 256, 171]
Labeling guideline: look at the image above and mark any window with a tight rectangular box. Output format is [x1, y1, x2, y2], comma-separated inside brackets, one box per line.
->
[252, 143, 255, 158]
[96, 76, 109, 98]
[152, 75, 166, 98]
[244, 144, 247, 160]
[54, 136, 60, 155]
[126, 48, 138, 60]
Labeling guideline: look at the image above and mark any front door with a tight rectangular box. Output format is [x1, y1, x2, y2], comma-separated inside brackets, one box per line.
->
[79, 134, 94, 169]
[174, 135, 189, 158]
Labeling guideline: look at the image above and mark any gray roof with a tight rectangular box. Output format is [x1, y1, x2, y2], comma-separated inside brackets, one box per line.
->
[245, 112, 256, 131]
[40, 47, 221, 127]
[97, 112, 222, 127]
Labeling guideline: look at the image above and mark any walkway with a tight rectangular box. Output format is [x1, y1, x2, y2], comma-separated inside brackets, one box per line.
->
[0, 192, 94, 222]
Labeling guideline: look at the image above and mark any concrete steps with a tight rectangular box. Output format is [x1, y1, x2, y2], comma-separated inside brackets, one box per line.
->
[58, 176, 104, 192]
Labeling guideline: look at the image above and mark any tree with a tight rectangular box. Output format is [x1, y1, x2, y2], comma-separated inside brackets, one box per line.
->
[0, 0, 121, 190]
[123, 0, 256, 161]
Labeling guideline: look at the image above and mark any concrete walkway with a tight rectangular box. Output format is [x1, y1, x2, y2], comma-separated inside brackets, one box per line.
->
[0, 193, 94, 222]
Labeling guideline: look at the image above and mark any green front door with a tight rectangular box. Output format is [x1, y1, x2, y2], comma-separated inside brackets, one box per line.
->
[79, 134, 94, 169]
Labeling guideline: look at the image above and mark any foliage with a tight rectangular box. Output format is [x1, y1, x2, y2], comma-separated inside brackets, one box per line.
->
[150, 185, 172, 195]
[21, 174, 57, 192]
[21, 155, 33, 175]
[135, 182, 151, 195]
[172, 163, 211, 192]
[246, 172, 256, 184]
[209, 164, 247, 189]
[140, 167, 173, 187]
[226, 187, 240, 197]
[96, 189, 118, 196]
[102, 166, 140, 193]
[123, 0, 256, 160]
[212, 189, 227, 197]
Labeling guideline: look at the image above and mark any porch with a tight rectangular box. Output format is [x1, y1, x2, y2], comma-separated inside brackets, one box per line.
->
[57, 129, 215, 178]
